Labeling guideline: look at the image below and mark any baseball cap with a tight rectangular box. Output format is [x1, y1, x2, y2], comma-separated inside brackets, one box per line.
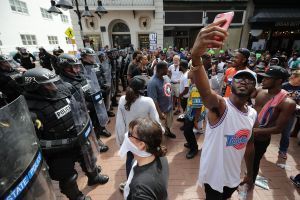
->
[160, 51, 166, 56]
[237, 48, 250, 59]
[129, 76, 147, 91]
[255, 62, 265, 73]
[257, 65, 289, 79]
[233, 70, 257, 86]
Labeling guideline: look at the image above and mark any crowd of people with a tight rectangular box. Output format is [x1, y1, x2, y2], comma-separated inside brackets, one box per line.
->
[1, 20, 300, 200]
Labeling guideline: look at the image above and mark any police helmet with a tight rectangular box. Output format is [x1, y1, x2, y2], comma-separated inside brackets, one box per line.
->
[23, 68, 70, 100]
[23, 68, 60, 91]
[0, 55, 10, 62]
[0, 55, 18, 71]
[81, 48, 96, 57]
[57, 53, 81, 69]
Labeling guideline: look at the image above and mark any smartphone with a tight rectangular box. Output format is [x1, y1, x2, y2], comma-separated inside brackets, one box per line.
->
[212, 11, 234, 41]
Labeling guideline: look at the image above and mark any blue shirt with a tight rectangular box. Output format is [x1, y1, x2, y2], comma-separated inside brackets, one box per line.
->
[147, 75, 172, 113]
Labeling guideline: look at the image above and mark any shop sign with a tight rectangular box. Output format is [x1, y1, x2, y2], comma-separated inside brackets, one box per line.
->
[275, 21, 300, 27]
[149, 33, 157, 50]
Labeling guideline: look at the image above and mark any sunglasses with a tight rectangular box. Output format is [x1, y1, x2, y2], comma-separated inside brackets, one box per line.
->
[233, 78, 255, 85]
[128, 131, 146, 143]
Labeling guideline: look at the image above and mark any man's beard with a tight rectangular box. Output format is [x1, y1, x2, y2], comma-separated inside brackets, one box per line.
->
[231, 85, 251, 98]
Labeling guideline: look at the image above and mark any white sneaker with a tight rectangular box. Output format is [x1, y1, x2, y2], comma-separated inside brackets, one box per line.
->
[119, 181, 126, 192]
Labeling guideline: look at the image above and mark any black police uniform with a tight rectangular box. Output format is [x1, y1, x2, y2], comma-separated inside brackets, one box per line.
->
[22, 68, 108, 200]
[107, 50, 118, 106]
[0, 56, 23, 103]
[58, 54, 109, 152]
[13, 52, 36, 69]
[39, 50, 54, 70]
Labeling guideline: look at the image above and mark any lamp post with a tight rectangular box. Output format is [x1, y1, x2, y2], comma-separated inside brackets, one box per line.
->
[48, 0, 107, 48]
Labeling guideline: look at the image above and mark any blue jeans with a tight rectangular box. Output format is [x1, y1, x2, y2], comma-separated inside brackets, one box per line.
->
[279, 114, 296, 153]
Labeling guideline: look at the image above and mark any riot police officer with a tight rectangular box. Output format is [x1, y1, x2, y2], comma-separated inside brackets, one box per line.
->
[80, 48, 112, 137]
[39, 47, 54, 70]
[57, 53, 109, 152]
[0, 55, 26, 103]
[22, 68, 109, 200]
[52, 47, 65, 74]
[107, 49, 118, 107]
[98, 52, 115, 117]
[13, 47, 36, 69]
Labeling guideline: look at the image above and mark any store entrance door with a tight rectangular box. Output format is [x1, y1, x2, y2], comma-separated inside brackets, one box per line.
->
[112, 34, 131, 49]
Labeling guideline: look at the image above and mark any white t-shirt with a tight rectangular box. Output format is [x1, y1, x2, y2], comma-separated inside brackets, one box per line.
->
[179, 71, 189, 98]
[115, 95, 162, 146]
[168, 64, 182, 83]
[198, 98, 257, 192]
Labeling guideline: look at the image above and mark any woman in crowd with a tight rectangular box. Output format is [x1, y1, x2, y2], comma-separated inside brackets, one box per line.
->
[115, 76, 162, 190]
[119, 118, 169, 200]
[131, 55, 150, 77]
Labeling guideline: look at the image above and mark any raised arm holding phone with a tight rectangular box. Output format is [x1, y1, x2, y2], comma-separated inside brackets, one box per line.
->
[190, 16, 257, 200]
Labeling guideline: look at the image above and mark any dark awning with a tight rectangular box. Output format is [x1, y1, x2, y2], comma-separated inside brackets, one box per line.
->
[249, 8, 300, 23]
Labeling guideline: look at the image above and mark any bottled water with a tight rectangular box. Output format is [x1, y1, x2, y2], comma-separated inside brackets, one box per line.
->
[238, 184, 248, 200]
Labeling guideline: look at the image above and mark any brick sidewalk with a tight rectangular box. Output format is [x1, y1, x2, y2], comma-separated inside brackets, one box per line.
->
[54, 108, 300, 200]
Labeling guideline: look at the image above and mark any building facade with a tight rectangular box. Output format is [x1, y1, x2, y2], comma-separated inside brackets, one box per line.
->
[163, 0, 250, 50]
[72, 0, 164, 50]
[0, 0, 75, 55]
[247, 0, 300, 55]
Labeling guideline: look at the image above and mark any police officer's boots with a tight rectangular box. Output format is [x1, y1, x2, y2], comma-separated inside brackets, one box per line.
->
[99, 126, 111, 137]
[87, 166, 109, 186]
[60, 174, 92, 200]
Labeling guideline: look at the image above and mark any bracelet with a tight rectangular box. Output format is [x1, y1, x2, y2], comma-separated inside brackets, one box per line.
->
[190, 57, 203, 72]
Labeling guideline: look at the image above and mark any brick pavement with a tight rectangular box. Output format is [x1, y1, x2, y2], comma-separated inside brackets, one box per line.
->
[54, 106, 300, 200]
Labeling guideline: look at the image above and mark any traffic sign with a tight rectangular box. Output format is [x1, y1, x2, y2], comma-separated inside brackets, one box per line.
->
[65, 27, 74, 39]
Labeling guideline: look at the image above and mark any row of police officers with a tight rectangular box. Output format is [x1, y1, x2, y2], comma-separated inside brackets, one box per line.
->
[0, 48, 122, 200]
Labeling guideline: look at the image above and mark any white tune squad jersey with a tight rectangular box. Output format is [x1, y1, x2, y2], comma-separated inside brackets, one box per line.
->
[198, 98, 257, 192]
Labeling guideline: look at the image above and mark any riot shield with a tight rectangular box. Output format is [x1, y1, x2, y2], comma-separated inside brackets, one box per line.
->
[82, 65, 109, 127]
[0, 96, 56, 200]
[101, 59, 112, 87]
[69, 89, 100, 173]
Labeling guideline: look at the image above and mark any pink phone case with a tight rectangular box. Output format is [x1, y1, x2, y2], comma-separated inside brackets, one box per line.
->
[212, 11, 234, 42]
[213, 11, 234, 31]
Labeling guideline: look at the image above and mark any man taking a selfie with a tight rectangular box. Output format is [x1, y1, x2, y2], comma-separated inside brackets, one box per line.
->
[190, 19, 256, 200]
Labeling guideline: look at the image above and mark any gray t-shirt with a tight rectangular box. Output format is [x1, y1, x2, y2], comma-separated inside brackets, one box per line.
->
[147, 75, 172, 113]
[127, 157, 169, 200]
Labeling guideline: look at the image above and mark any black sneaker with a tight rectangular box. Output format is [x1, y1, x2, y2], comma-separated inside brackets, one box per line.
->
[88, 174, 109, 186]
[100, 128, 111, 137]
[165, 130, 176, 138]
[186, 149, 198, 159]
[107, 111, 115, 117]
[290, 175, 300, 188]
[99, 145, 109, 153]
[184, 143, 190, 149]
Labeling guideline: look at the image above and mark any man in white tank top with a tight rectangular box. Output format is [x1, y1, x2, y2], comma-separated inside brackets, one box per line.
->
[189, 20, 257, 199]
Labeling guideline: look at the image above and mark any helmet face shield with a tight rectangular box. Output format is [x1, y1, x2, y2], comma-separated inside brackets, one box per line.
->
[64, 64, 82, 77]
[40, 82, 58, 98]
[39, 80, 71, 100]
[82, 54, 96, 64]
[0, 56, 18, 72]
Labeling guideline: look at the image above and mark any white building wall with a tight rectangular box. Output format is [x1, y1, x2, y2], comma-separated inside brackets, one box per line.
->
[0, 0, 76, 55]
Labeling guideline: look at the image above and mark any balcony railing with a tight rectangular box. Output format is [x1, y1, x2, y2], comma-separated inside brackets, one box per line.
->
[75, 0, 154, 7]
